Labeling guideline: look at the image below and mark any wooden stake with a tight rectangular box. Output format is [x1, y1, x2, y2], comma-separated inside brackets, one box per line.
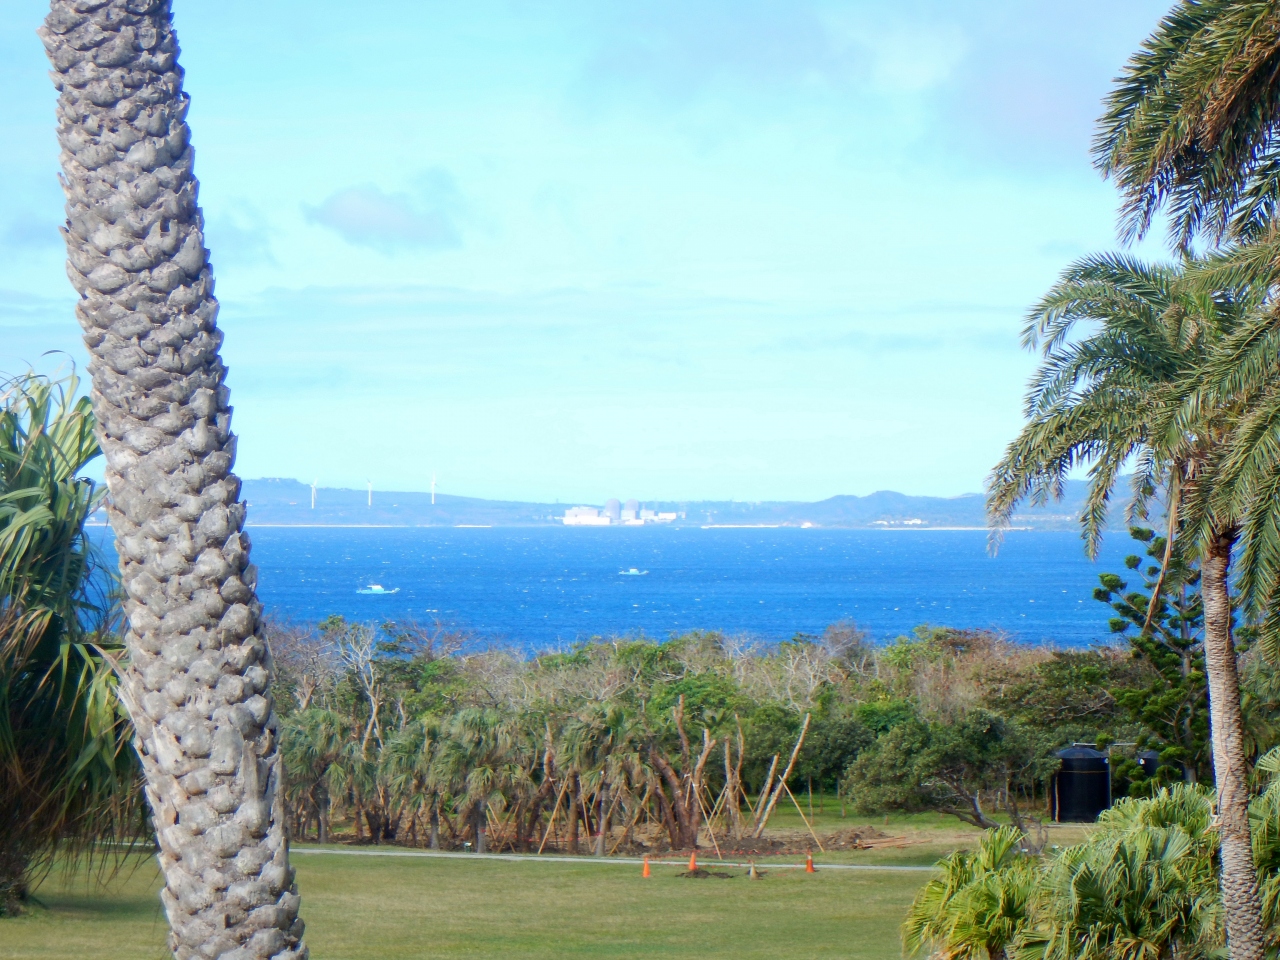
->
[537, 778, 570, 855]
[782, 779, 825, 853]
[608, 784, 652, 856]
[695, 786, 723, 860]
[754, 713, 810, 838]
[751, 754, 779, 832]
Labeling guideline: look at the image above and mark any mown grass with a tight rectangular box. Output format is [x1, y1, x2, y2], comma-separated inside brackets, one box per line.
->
[3, 851, 926, 960]
[756, 793, 1096, 866]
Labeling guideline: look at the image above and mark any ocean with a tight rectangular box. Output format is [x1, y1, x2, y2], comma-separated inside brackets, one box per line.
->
[99, 526, 1140, 650]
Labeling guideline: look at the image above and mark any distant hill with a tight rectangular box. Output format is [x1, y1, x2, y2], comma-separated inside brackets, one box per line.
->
[240, 478, 562, 526]
[229, 478, 1128, 530]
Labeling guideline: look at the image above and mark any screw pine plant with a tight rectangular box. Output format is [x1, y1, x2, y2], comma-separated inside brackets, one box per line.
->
[39, 2, 306, 957]
[0, 373, 139, 914]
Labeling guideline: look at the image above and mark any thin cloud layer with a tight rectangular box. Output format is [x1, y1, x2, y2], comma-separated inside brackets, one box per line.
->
[204, 204, 277, 268]
[0, 0, 1176, 499]
[304, 174, 464, 252]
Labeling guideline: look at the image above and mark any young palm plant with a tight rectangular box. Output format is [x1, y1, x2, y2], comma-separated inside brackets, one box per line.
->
[987, 253, 1269, 958]
[39, 1, 307, 955]
[902, 825, 1037, 960]
[1025, 821, 1220, 960]
[0, 373, 139, 914]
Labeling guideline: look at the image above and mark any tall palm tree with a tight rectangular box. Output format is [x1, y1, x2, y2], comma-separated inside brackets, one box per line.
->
[563, 702, 642, 856]
[39, 3, 307, 957]
[1094, 0, 1280, 250]
[279, 709, 352, 844]
[0, 373, 140, 913]
[432, 708, 524, 854]
[382, 716, 444, 849]
[1095, 0, 1280, 659]
[987, 253, 1269, 960]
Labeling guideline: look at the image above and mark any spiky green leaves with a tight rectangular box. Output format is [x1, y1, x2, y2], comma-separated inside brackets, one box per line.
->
[1096, 1, 1280, 249]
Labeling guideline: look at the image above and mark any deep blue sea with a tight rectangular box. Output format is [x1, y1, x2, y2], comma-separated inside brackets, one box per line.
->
[99, 526, 1139, 650]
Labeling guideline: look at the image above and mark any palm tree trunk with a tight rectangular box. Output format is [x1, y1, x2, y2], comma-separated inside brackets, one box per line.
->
[0, 839, 30, 917]
[473, 805, 487, 854]
[567, 775, 580, 854]
[1202, 528, 1264, 960]
[594, 782, 609, 857]
[40, 4, 306, 958]
[429, 800, 440, 850]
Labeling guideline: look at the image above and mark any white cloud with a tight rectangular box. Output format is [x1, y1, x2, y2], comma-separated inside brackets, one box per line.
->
[304, 173, 465, 252]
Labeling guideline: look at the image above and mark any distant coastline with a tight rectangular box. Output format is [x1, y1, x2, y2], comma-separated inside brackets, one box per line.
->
[86, 477, 1124, 531]
[233, 478, 1125, 530]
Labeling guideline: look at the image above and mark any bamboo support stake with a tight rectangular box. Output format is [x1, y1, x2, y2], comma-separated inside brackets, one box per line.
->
[733, 715, 750, 826]
[754, 713, 810, 839]
[491, 803, 510, 852]
[597, 785, 623, 854]
[537, 779, 570, 855]
[695, 786, 723, 859]
[717, 742, 733, 829]
[782, 779, 825, 853]
[751, 755, 779, 832]
[492, 804, 519, 853]
[708, 781, 729, 825]
[609, 784, 652, 856]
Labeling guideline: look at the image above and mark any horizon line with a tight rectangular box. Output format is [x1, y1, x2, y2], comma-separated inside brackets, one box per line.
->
[240, 476, 1004, 505]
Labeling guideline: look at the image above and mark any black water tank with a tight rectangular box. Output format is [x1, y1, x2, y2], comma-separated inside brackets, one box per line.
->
[1137, 750, 1160, 779]
[1051, 746, 1111, 822]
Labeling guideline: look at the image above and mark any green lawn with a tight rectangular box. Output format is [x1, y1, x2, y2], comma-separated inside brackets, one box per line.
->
[3, 852, 927, 960]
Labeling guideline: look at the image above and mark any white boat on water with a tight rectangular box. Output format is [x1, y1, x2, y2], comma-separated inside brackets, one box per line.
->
[618, 568, 649, 576]
[357, 583, 400, 595]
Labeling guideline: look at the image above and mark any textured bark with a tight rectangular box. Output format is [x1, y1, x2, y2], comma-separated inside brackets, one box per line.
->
[40, 3, 307, 958]
[567, 774, 581, 854]
[0, 840, 30, 917]
[472, 806, 487, 854]
[593, 783, 608, 857]
[1202, 529, 1264, 960]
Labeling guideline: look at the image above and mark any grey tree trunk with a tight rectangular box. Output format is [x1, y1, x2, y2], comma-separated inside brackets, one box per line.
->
[567, 775, 580, 854]
[473, 806, 487, 854]
[39, 3, 307, 958]
[594, 783, 608, 857]
[1202, 529, 1264, 960]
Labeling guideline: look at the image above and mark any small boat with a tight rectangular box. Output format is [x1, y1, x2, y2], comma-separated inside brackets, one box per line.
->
[618, 568, 649, 576]
[357, 583, 400, 595]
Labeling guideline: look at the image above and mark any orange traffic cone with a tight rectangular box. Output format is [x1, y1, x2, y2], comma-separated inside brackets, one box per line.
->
[688, 851, 698, 871]
[805, 851, 816, 873]
[642, 855, 651, 878]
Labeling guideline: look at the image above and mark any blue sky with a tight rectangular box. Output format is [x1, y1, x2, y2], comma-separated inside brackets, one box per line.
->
[0, 0, 1171, 502]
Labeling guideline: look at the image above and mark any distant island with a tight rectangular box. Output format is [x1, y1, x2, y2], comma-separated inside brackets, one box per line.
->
[193, 477, 1120, 530]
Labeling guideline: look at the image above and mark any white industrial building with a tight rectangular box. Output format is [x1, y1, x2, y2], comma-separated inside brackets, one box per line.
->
[561, 501, 680, 525]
